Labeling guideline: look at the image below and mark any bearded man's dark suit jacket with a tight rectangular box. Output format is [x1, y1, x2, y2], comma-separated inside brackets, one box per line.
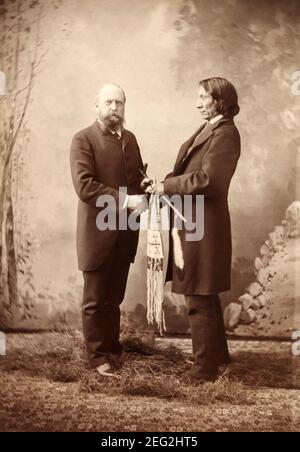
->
[70, 120, 144, 368]
[164, 117, 241, 296]
[70, 120, 144, 271]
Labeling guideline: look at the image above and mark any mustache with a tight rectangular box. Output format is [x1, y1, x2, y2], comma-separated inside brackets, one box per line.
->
[109, 113, 122, 118]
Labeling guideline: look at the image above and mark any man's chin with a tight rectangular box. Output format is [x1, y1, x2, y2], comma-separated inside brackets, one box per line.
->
[200, 113, 209, 120]
[110, 117, 121, 124]
[108, 121, 122, 131]
[101, 117, 123, 130]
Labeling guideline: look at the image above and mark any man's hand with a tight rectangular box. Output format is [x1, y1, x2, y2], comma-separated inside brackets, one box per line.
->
[148, 181, 164, 196]
[127, 194, 148, 213]
[139, 163, 164, 196]
[140, 179, 164, 196]
[140, 176, 153, 193]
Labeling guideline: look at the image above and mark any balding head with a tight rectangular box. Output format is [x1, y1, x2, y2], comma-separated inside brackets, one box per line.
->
[95, 84, 126, 131]
[95, 84, 126, 105]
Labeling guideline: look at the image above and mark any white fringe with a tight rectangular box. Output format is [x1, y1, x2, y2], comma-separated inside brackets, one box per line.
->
[146, 257, 166, 335]
[146, 194, 166, 335]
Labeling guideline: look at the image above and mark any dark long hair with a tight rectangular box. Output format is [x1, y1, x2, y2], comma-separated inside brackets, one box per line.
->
[199, 77, 240, 118]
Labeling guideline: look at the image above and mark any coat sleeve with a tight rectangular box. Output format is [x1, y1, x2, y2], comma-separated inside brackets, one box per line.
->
[165, 172, 174, 180]
[163, 128, 240, 198]
[70, 131, 123, 207]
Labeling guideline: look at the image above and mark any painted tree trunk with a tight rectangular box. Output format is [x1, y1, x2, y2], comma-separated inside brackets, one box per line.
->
[4, 168, 18, 308]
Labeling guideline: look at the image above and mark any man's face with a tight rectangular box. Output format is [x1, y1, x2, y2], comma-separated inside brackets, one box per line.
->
[96, 85, 125, 130]
[196, 85, 218, 121]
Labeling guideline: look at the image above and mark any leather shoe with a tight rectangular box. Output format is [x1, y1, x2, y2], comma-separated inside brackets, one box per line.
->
[96, 362, 117, 377]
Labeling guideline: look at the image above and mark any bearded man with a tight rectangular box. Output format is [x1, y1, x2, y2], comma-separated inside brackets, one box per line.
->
[70, 84, 146, 376]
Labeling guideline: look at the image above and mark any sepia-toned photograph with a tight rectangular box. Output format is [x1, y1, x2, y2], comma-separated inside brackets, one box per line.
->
[0, 0, 300, 434]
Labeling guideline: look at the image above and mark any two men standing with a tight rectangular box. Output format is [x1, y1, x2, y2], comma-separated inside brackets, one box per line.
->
[70, 77, 240, 383]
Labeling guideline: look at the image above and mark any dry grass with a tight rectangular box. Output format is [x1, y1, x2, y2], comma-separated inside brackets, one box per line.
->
[0, 332, 294, 392]
[0, 331, 255, 405]
[0, 331, 299, 431]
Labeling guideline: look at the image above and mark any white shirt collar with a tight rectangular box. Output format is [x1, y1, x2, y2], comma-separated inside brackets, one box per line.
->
[209, 114, 223, 124]
[97, 118, 122, 137]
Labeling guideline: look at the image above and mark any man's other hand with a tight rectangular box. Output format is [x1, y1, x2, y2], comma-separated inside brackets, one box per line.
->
[148, 182, 164, 196]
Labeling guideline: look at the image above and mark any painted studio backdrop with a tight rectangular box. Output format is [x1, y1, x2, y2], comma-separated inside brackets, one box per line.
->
[0, 0, 299, 337]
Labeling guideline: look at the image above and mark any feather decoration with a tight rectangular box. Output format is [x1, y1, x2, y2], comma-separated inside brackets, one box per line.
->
[172, 222, 184, 270]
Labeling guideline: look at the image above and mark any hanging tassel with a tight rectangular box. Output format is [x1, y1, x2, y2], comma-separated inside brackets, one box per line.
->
[146, 256, 166, 334]
[146, 195, 166, 334]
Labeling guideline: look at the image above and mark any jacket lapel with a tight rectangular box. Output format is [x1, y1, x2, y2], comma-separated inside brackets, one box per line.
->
[121, 129, 131, 152]
[184, 123, 213, 157]
[173, 125, 204, 175]
[176, 117, 233, 173]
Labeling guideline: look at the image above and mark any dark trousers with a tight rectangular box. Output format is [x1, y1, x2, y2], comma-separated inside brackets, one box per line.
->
[185, 294, 230, 378]
[82, 241, 132, 369]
